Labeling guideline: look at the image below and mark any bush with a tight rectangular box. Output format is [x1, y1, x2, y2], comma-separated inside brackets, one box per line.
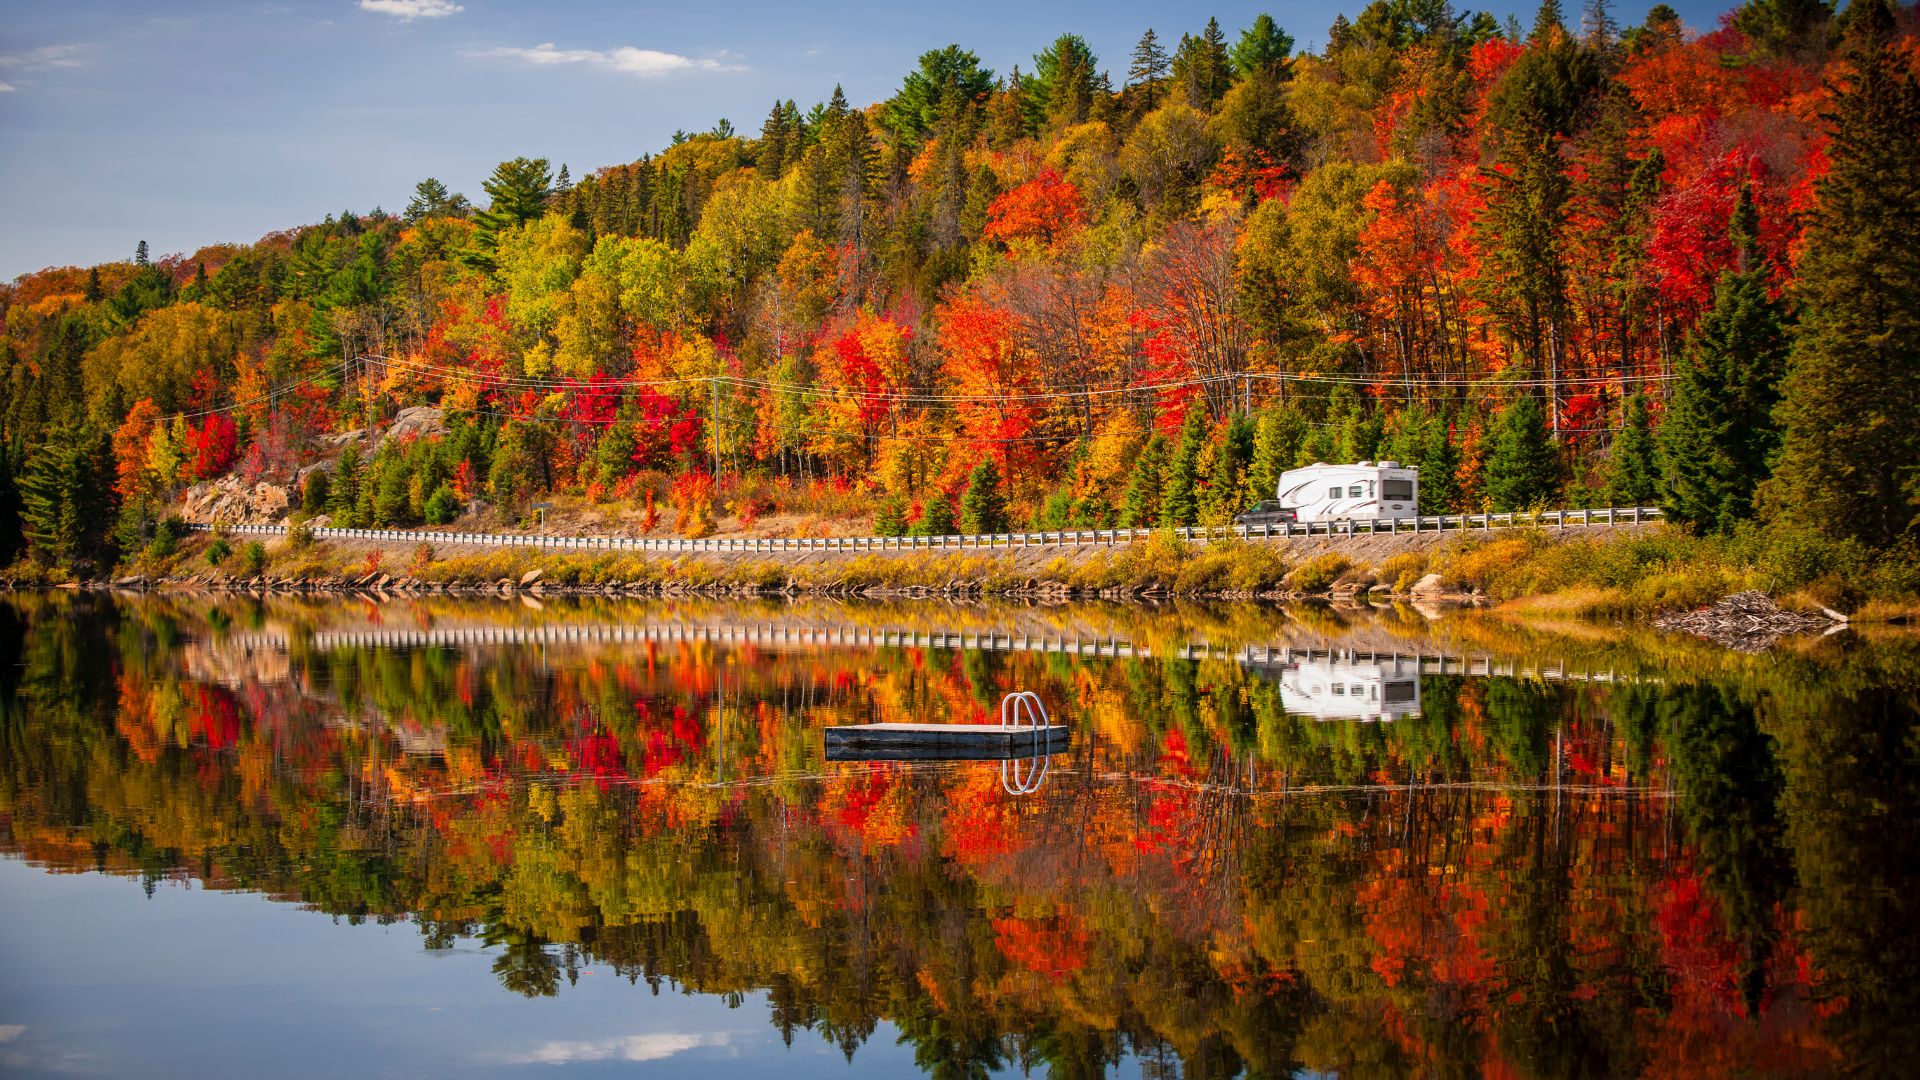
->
[1377, 551, 1428, 592]
[423, 484, 462, 525]
[1287, 552, 1353, 593]
[287, 521, 314, 550]
[205, 537, 232, 566]
[240, 541, 268, 577]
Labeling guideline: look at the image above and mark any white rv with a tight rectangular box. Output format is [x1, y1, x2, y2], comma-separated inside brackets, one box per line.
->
[1276, 460, 1419, 523]
[1275, 657, 1422, 722]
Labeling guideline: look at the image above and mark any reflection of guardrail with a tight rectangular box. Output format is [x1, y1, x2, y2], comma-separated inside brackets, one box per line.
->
[219, 622, 1643, 685]
[184, 506, 1663, 556]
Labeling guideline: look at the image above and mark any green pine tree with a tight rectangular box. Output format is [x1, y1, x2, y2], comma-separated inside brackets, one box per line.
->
[18, 426, 114, 572]
[0, 441, 24, 564]
[1246, 404, 1307, 506]
[1204, 415, 1255, 523]
[959, 459, 1009, 534]
[874, 494, 908, 536]
[1606, 393, 1661, 506]
[1160, 409, 1209, 527]
[1120, 434, 1169, 527]
[911, 491, 958, 536]
[1657, 188, 1787, 532]
[1760, 0, 1920, 547]
[1485, 394, 1561, 511]
[1418, 411, 1461, 514]
[467, 157, 552, 268]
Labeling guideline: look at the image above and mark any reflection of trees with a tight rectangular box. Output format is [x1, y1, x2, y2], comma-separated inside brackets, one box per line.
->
[1661, 684, 1790, 1018]
[4, 595, 1917, 1075]
[1770, 674, 1920, 1078]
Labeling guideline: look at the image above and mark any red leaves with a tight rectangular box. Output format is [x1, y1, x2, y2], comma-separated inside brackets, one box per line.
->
[185, 412, 238, 481]
[982, 169, 1086, 250]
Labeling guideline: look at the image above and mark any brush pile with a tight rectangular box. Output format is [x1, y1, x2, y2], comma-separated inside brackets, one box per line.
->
[1655, 590, 1842, 651]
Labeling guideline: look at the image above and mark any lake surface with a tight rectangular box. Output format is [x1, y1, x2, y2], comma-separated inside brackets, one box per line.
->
[1, 594, 1916, 1078]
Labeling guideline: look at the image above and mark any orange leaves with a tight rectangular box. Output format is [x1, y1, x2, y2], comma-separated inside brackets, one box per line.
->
[982, 169, 1086, 251]
[991, 910, 1091, 975]
[935, 291, 1042, 484]
[111, 398, 162, 503]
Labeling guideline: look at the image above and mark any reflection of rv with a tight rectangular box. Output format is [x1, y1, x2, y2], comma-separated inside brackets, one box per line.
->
[1276, 461, 1419, 523]
[1275, 657, 1422, 722]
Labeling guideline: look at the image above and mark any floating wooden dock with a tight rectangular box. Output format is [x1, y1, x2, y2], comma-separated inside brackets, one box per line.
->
[824, 723, 1071, 761]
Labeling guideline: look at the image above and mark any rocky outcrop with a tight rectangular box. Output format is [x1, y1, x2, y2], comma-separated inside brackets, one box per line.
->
[320, 406, 447, 451]
[179, 475, 291, 525]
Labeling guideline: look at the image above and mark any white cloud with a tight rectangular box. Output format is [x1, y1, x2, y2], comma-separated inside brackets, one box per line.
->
[475, 42, 743, 78]
[0, 81, 14, 93]
[0, 44, 84, 70]
[359, 0, 463, 18]
[492, 1032, 728, 1065]
[0, 1026, 24, 1043]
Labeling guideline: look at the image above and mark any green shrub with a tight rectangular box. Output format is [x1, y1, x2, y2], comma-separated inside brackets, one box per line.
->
[423, 484, 462, 525]
[205, 537, 232, 566]
[241, 541, 268, 577]
[287, 521, 314, 550]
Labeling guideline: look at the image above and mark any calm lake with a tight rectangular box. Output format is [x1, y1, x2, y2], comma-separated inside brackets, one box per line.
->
[0, 594, 1915, 1078]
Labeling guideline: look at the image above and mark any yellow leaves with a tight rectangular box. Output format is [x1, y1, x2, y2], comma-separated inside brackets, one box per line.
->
[495, 213, 590, 342]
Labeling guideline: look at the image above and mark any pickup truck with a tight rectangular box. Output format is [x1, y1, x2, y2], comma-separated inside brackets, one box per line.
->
[1232, 501, 1298, 527]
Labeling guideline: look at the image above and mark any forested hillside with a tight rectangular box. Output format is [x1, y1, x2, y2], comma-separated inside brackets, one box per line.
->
[2, 0, 1916, 579]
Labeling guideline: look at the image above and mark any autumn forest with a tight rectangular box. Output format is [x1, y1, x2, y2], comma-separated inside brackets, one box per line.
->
[1, 0, 1918, 581]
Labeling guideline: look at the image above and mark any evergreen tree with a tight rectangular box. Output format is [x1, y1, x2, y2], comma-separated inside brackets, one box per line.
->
[469, 157, 553, 266]
[1657, 188, 1786, 532]
[0, 442, 23, 565]
[1606, 393, 1661, 506]
[758, 101, 792, 180]
[1129, 28, 1170, 90]
[1485, 394, 1561, 510]
[1230, 13, 1294, 77]
[1418, 412, 1462, 514]
[1170, 20, 1232, 109]
[959, 458, 1009, 534]
[1761, 0, 1920, 547]
[1120, 434, 1169, 526]
[18, 426, 114, 572]
[1205, 415, 1255, 522]
[1160, 408, 1209, 527]
[405, 177, 465, 222]
[135, 240, 149, 266]
[912, 491, 958, 536]
[1247, 404, 1307, 506]
[1024, 35, 1100, 130]
[1733, 0, 1834, 57]
[327, 444, 363, 526]
[874, 494, 908, 536]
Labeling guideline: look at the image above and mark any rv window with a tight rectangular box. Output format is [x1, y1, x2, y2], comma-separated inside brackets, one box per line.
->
[1348, 484, 1363, 497]
[1383, 682, 1416, 704]
[1382, 479, 1413, 500]
[1330, 684, 1344, 696]
[1328, 486, 1341, 500]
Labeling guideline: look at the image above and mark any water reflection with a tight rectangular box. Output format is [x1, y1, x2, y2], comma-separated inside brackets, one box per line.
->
[0, 593, 1916, 1077]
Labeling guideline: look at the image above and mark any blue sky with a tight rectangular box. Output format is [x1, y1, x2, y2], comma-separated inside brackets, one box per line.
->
[0, 0, 1733, 280]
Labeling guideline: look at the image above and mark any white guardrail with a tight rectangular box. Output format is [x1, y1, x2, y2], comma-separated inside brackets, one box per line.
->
[184, 507, 1664, 555]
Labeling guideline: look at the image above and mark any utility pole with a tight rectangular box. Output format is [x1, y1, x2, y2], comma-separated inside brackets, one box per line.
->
[710, 376, 722, 480]
[364, 353, 376, 448]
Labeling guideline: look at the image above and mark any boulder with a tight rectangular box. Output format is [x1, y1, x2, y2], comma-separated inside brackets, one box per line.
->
[1409, 573, 1447, 596]
[519, 569, 544, 587]
[179, 474, 292, 525]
